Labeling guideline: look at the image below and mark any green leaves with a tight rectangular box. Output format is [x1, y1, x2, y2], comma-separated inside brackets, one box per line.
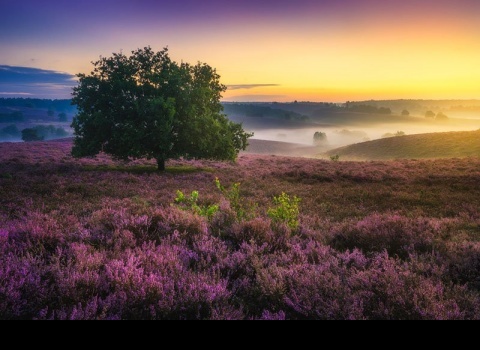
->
[215, 177, 257, 221]
[71, 46, 252, 170]
[267, 192, 301, 231]
[175, 179, 302, 234]
[330, 154, 340, 162]
[174, 189, 219, 220]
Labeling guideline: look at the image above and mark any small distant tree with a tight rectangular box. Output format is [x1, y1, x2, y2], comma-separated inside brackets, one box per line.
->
[425, 110, 435, 118]
[401, 109, 410, 116]
[21, 128, 44, 142]
[330, 154, 340, 162]
[55, 127, 69, 138]
[313, 131, 327, 145]
[58, 112, 68, 122]
[382, 131, 405, 138]
[47, 109, 55, 117]
[71, 46, 253, 171]
[436, 112, 448, 120]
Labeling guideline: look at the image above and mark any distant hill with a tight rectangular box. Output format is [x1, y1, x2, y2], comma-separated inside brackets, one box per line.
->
[242, 139, 321, 157]
[222, 100, 480, 132]
[347, 99, 480, 118]
[322, 130, 480, 160]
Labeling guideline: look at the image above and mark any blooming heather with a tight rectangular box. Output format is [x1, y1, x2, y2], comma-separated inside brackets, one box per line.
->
[0, 140, 480, 319]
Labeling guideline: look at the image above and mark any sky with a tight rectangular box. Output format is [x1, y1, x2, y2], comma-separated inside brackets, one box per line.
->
[0, 0, 479, 102]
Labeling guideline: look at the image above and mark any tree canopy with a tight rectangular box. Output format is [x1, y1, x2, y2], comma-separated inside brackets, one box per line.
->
[313, 131, 327, 145]
[21, 128, 44, 142]
[71, 46, 252, 170]
[425, 110, 435, 118]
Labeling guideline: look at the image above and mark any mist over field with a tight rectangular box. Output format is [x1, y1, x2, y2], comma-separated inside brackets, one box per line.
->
[0, 99, 76, 142]
[2, 98, 480, 158]
[224, 100, 480, 153]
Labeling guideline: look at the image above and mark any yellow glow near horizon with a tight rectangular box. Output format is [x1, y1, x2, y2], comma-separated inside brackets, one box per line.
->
[215, 15, 480, 101]
[3, 3, 478, 102]
[183, 5, 473, 98]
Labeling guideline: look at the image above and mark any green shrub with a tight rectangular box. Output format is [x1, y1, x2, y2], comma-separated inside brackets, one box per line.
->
[267, 192, 301, 231]
[174, 190, 219, 220]
[330, 154, 340, 162]
[215, 177, 257, 221]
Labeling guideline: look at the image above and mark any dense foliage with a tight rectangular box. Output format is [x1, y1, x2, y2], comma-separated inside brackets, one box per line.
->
[1, 140, 480, 319]
[71, 47, 252, 170]
[21, 125, 69, 142]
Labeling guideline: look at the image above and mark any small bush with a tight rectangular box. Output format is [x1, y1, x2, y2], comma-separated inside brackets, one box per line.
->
[267, 192, 301, 231]
[174, 190, 219, 220]
[215, 177, 257, 221]
[330, 154, 340, 162]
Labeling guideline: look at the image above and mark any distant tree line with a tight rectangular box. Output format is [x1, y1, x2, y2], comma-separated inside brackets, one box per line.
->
[344, 99, 479, 116]
[449, 105, 480, 112]
[222, 103, 309, 121]
[345, 103, 392, 114]
[0, 108, 70, 124]
[0, 98, 77, 113]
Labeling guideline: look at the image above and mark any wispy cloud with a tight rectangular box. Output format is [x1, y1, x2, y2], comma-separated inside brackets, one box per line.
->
[222, 94, 287, 102]
[226, 84, 280, 90]
[0, 65, 77, 98]
[0, 92, 33, 96]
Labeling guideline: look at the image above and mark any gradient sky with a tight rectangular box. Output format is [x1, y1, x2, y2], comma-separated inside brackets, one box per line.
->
[1, 0, 479, 102]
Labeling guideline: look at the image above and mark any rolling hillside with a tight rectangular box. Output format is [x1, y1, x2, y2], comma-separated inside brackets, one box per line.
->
[243, 139, 321, 157]
[323, 130, 480, 160]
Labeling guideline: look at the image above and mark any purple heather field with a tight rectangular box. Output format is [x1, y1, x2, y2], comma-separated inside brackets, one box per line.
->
[1, 139, 480, 319]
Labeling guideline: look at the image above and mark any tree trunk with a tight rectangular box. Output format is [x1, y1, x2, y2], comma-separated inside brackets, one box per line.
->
[156, 157, 166, 171]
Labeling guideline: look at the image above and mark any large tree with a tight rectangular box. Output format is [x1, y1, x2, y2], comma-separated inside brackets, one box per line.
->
[71, 46, 252, 170]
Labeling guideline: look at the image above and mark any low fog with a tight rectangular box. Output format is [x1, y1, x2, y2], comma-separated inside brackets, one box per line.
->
[1, 99, 479, 154]
[250, 120, 480, 150]
[225, 101, 480, 153]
